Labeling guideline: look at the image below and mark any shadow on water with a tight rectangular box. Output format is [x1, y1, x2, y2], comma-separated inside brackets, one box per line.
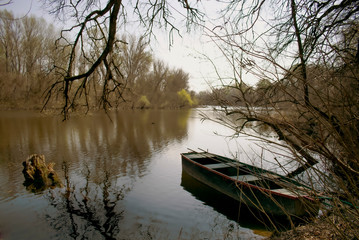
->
[181, 170, 293, 233]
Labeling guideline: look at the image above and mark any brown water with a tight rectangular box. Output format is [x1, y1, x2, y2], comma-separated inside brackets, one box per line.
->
[0, 109, 276, 239]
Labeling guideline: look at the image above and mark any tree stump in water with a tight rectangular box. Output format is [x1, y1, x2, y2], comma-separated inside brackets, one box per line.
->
[22, 154, 63, 192]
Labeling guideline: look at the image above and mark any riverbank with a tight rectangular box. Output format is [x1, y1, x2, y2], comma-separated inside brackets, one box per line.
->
[0, 101, 195, 113]
[269, 214, 358, 239]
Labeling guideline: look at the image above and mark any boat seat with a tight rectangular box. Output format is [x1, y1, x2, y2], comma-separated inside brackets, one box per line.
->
[185, 153, 215, 159]
[230, 174, 260, 182]
[261, 172, 281, 179]
[205, 163, 231, 169]
[271, 188, 299, 197]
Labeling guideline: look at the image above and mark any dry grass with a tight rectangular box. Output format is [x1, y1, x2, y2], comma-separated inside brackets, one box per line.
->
[270, 213, 359, 240]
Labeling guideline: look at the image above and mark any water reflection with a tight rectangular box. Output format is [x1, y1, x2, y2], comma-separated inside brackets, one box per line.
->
[181, 170, 292, 233]
[0, 109, 265, 239]
[45, 161, 127, 239]
[0, 110, 190, 199]
[0, 110, 192, 239]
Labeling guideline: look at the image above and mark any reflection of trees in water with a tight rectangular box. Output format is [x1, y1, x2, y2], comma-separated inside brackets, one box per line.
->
[181, 170, 291, 234]
[64, 109, 191, 181]
[0, 110, 263, 239]
[0, 109, 191, 199]
[38, 110, 192, 239]
[46, 161, 128, 239]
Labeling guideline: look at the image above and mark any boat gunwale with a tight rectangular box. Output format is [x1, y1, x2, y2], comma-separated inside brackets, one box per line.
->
[181, 153, 315, 201]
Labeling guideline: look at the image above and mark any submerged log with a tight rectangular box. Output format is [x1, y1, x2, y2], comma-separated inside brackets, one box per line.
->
[22, 154, 63, 192]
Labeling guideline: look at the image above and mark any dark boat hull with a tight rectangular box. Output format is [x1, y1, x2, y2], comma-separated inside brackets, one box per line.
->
[181, 152, 319, 217]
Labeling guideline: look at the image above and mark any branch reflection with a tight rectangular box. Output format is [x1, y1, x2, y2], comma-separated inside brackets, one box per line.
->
[46, 161, 128, 239]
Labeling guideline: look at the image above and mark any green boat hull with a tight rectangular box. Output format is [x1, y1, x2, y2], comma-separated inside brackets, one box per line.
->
[181, 152, 319, 217]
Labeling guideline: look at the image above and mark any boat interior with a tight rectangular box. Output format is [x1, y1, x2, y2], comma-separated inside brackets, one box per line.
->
[184, 153, 306, 196]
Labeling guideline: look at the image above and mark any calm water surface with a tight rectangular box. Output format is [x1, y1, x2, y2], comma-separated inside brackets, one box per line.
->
[0, 109, 279, 240]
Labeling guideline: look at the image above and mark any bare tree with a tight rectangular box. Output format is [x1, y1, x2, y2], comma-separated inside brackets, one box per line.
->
[0, 0, 12, 7]
[0, 10, 61, 106]
[41, 0, 203, 118]
[0, 10, 21, 73]
[202, 0, 359, 237]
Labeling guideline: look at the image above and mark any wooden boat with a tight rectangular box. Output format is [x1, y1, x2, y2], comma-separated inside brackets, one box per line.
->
[181, 151, 319, 217]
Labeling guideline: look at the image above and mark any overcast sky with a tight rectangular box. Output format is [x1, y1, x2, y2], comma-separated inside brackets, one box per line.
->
[2, 0, 250, 92]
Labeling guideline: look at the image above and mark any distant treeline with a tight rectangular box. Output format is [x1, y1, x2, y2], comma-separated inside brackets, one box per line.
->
[1, 9, 325, 111]
[0, 10, 60, 109]
[0, 10, 203, 110]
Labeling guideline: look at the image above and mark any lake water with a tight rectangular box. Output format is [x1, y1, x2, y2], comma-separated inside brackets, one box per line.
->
[0, 109, 283, 239]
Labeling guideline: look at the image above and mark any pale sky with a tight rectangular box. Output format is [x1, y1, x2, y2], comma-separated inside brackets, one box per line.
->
[2, 0, 256, 92]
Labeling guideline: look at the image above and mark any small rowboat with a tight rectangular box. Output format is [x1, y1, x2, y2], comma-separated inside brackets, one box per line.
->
[181, 151, 319, 217]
